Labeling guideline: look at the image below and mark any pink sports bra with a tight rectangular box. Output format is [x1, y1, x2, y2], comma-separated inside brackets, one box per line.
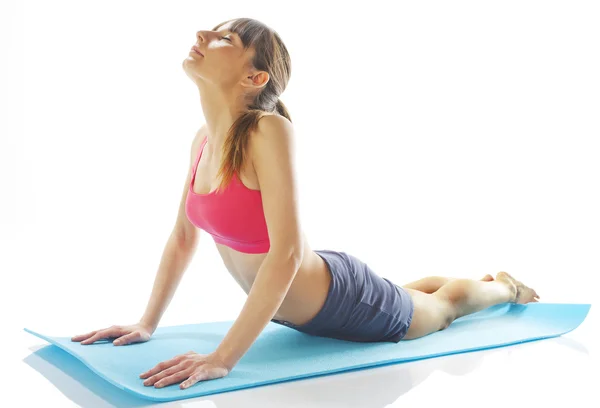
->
[185, 136, 270, 254]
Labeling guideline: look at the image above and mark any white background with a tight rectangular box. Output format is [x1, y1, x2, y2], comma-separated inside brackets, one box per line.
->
[3, 0, 598, 406]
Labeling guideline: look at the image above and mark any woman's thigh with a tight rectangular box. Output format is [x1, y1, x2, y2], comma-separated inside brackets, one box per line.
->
[400, 287, 455, 340]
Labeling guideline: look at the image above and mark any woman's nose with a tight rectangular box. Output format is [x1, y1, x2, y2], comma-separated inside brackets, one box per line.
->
[196, 30, 210, 41]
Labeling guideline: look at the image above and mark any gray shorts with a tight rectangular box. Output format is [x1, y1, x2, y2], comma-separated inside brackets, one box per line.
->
[271, 249, 414, 343]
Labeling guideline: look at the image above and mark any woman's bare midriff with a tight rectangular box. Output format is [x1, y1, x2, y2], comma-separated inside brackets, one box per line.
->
[191, 122, 332, 327]
[215, 236, 332, 326]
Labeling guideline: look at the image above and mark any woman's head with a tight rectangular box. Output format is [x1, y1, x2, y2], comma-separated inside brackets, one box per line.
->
[183, 18, 293, 193]
[183, 18, 291, 113]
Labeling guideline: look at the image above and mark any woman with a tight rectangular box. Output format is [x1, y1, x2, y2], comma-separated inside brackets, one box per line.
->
[71, 18, 540, 390]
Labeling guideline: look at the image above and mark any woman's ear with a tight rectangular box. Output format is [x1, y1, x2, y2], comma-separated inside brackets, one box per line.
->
[245, 71, 270, 89]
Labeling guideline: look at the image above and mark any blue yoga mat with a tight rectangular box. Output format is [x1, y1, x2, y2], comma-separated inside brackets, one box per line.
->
[24, 302, 590, 402]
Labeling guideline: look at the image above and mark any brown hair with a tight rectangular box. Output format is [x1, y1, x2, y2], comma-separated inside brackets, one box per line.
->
[210, 18, 292, 194]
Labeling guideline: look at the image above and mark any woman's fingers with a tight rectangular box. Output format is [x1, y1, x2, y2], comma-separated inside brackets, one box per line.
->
[140, 355, 185, 379]
[73, 323, 152, 346]
[80, 331, 109, 345]
[113, 331, 139, 346]
[154, 368, 194, 388]
[80, 327, 122, 345]
[143, 363, 187, 386]
[71, 331, 97, 342]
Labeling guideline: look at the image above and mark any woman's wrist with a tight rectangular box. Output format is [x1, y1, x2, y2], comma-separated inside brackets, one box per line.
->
[139, 319, 157, 333]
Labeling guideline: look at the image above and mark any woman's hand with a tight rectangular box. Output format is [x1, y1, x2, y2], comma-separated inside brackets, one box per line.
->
[71, 322, 154, 346]
[140, 350, 230, 389]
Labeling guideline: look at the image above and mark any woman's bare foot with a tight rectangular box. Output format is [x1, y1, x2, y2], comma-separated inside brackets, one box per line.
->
[495, 271, 540, 304]
[481, 274, 494, 282]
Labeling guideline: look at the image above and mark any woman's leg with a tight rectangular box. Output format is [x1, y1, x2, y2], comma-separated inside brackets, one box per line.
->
[401, 271, 540, 341]
[402, 274, 494, 294]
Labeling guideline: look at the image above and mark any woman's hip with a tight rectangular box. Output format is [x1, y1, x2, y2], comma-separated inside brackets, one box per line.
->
[272, 249, 414, 343]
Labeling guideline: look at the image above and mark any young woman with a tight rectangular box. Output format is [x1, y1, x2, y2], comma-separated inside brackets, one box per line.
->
[72, 18, 539, 390]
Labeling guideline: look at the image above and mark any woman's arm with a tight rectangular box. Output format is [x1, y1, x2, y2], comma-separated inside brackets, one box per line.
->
[138, 128, 204, 331]
[139, 233, 198, 332]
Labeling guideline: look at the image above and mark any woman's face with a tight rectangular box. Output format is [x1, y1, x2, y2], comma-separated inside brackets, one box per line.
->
[183, 21, 254, 88]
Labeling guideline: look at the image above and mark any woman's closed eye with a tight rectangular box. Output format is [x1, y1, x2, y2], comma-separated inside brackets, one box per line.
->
[222, 36, 232, 42]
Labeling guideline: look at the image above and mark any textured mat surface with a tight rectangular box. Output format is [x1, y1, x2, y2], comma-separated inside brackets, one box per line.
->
[24, 302, 591, 402]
